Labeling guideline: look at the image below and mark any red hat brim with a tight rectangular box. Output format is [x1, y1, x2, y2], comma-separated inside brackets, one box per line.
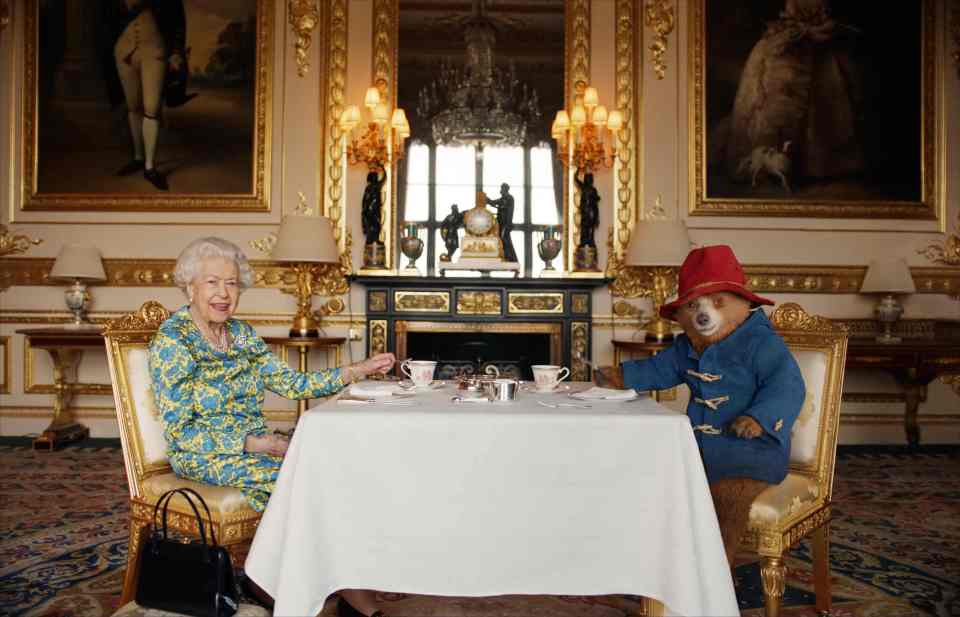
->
[659, 281, 774, 320]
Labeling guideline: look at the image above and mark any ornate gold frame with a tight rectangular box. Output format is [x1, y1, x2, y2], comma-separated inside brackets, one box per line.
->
[688, 0, 939, 220]
[20, 0, 273, 212]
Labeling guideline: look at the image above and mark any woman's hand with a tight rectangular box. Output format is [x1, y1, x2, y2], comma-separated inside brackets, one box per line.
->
[347, 353, 396, 381]
[244, 433, 290, 457]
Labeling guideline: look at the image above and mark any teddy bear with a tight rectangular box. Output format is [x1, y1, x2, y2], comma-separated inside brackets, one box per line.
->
[596, 245, 805, 570]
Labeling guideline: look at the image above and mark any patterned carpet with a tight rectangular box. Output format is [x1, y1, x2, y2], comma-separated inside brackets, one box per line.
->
[0, 440, 957, 617]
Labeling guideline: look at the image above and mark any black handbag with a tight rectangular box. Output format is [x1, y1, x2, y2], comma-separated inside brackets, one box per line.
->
[136, 487, 239, 617]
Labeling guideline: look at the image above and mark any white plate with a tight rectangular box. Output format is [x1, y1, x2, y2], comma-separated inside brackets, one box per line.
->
[397, 380, 446, 391]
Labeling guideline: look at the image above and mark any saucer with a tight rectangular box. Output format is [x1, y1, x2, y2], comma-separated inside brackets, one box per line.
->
[527, 383, 570, 393]
[398, 380, 445, 391]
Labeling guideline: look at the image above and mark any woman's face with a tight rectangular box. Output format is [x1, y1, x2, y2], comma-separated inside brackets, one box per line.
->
[188, 257, 240, 325]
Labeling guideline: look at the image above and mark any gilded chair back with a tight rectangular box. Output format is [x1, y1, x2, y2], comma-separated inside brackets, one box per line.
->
[103, 301, 172, 499]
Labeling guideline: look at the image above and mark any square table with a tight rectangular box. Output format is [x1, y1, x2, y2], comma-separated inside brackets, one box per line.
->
[246, 384, 738, 617]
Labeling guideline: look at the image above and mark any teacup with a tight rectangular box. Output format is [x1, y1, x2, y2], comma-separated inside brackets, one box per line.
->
[400, 359, 437, 387]
[531, 365, 570, 391]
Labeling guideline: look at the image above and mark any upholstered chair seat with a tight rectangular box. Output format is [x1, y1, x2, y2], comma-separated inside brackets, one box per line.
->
[740, 304, 848, 617]
[113, 601, 269, 617]
[103, 302, 262, 605]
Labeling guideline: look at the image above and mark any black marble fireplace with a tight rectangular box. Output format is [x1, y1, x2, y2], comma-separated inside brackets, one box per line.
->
[353, 276, 608, 381]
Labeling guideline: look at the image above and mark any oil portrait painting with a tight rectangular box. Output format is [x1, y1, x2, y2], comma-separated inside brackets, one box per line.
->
[692, 0, 936, 219]
[24, 0, 270, 211]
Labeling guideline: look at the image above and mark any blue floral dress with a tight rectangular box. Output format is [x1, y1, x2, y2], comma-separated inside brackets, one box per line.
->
[148, 307, 345, 511]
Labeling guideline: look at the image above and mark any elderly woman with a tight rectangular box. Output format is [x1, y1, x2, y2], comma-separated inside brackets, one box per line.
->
[148, 237, 393, 617]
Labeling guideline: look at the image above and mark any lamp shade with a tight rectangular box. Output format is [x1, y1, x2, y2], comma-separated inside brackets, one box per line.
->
[625, 219, 692, 266]
[271, 215, 340, 263]
[860, 258, 916, 294]
[49, 244, 106, 281]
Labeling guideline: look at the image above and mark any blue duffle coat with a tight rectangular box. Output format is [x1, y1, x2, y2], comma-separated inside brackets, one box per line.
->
[622, 310, 805, 485]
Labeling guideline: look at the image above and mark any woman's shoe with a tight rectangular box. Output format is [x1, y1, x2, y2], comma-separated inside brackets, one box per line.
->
[336, 596, 386, 617]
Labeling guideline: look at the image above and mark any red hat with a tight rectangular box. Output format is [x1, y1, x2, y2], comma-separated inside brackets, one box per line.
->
[659, 245, 774, 320]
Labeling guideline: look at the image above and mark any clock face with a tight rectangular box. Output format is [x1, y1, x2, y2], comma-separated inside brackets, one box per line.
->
[464, 207, 495, 236]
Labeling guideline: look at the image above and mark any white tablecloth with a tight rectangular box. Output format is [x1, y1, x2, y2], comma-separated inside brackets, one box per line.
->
[246, 384, 738, 617]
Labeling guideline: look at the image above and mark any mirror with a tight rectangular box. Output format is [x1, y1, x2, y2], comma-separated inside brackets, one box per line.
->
[395, 0, 566, 278]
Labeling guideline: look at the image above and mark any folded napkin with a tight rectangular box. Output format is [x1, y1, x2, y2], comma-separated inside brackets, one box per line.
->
[569, 387, 638, 401]
[348, 382, 402, 398]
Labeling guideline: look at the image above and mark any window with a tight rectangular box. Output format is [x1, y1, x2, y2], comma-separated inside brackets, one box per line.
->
[400, 143, 563, 277]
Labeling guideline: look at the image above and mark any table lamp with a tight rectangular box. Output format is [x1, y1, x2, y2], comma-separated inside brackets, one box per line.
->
[860, 258, 916, 344]
[49, 244, 106, 326]
[624, 219, 692, 341]
[271, 215, 341, 337]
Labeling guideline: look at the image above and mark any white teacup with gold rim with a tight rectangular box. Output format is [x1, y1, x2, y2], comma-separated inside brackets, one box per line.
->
[400, 359, 437, 387]
[531, 364, 570, 392]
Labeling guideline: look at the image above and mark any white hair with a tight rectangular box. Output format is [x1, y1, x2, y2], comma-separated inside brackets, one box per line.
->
[173, 237, 255, 292]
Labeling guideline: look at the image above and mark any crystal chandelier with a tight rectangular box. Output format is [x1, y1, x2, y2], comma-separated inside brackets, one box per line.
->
[416, 0, 541, 148]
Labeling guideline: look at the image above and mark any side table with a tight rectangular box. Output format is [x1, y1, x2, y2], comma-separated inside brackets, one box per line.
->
[263, 336, 347, 421]
[16, 326, 105, 451]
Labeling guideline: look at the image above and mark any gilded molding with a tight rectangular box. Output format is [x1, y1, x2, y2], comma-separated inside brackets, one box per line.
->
[23, 335, 111, 396]
[612, 0, 639, 266]
[507, 293, 564, 314]
[843, 391, 924, 404]
[565, 0, 591, 271]
[364, 0, 397, 274]
[323, 0, 348, 256]
[688, 1, 938, 220]
[0, 225, 42, 257]
[768, 303, 846, 335]
[288, 0, 320, 77]
[394, 291, 450, 313]
[760, 557, 785, 599]
[21, 0, 273, 212]
[369, 320, 388, 355]
[457, 291, 502, 316]
[571, 321, 589, 381]
[644, 0, 674, 80]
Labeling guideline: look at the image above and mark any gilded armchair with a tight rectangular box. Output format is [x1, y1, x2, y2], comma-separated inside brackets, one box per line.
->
[744, 303, 849, 617]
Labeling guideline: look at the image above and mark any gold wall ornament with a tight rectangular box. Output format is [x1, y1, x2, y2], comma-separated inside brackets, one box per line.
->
[570, 321, 590, 381]
[564, 0, 591, 272]
[507, 293, 565, 314]
[613, 0, 640, 262]
[394, 291, 450, 313]
[917, 214, 960, 265]
[21, 0, 273, 212]
[323, 0, 348, 254]
[369, 320, 388, 356]
[0, 225, 42, 257]
[456, 291, 502, 316]
[644, 0, 675, 80]
[289, 0, 320, 77]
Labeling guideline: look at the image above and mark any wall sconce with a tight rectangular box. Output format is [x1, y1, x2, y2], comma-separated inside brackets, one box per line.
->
[272, 215, 343, 338]
[49, 244, 106, 326]
[860, 258, 916, 343]
[551, 85, 623, 174]
[609, 218, 692, 342]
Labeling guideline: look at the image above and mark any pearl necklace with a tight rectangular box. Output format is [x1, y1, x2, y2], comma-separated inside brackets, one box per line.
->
[190, 307, 230, 352]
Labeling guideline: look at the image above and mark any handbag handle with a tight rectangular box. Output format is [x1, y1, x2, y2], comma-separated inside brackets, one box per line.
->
[173, 487, 219, 546]
[151, 488, 213, 548]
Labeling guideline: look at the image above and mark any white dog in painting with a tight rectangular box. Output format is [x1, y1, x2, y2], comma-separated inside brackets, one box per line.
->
[737, 141, 793, 192]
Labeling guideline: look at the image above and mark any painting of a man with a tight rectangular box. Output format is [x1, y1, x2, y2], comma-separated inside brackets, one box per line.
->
[34, 0, 260, 198]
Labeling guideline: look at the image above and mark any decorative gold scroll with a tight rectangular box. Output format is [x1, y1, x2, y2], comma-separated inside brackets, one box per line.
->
[612, 0, 640, 268]
[565, 0, 591, 272]
[394, 291, 450, 313]
[289, 0, 320, 77]
[323, 0, 349, 257]
[644, 0, 675, 80]
[571, 321, 590, 381]
[369, 320, 388, 355]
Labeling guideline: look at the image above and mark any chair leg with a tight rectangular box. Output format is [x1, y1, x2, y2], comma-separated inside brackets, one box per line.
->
[121, 513, 151, 605]
[812, 523, 832, 615]
[761, 555, 786, 617]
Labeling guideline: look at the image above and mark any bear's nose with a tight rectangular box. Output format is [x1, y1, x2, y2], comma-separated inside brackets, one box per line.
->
[696, 313, 711, 327]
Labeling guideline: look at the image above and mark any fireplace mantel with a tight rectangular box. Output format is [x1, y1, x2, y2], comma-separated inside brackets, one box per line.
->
[352, 276, 609, 380]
